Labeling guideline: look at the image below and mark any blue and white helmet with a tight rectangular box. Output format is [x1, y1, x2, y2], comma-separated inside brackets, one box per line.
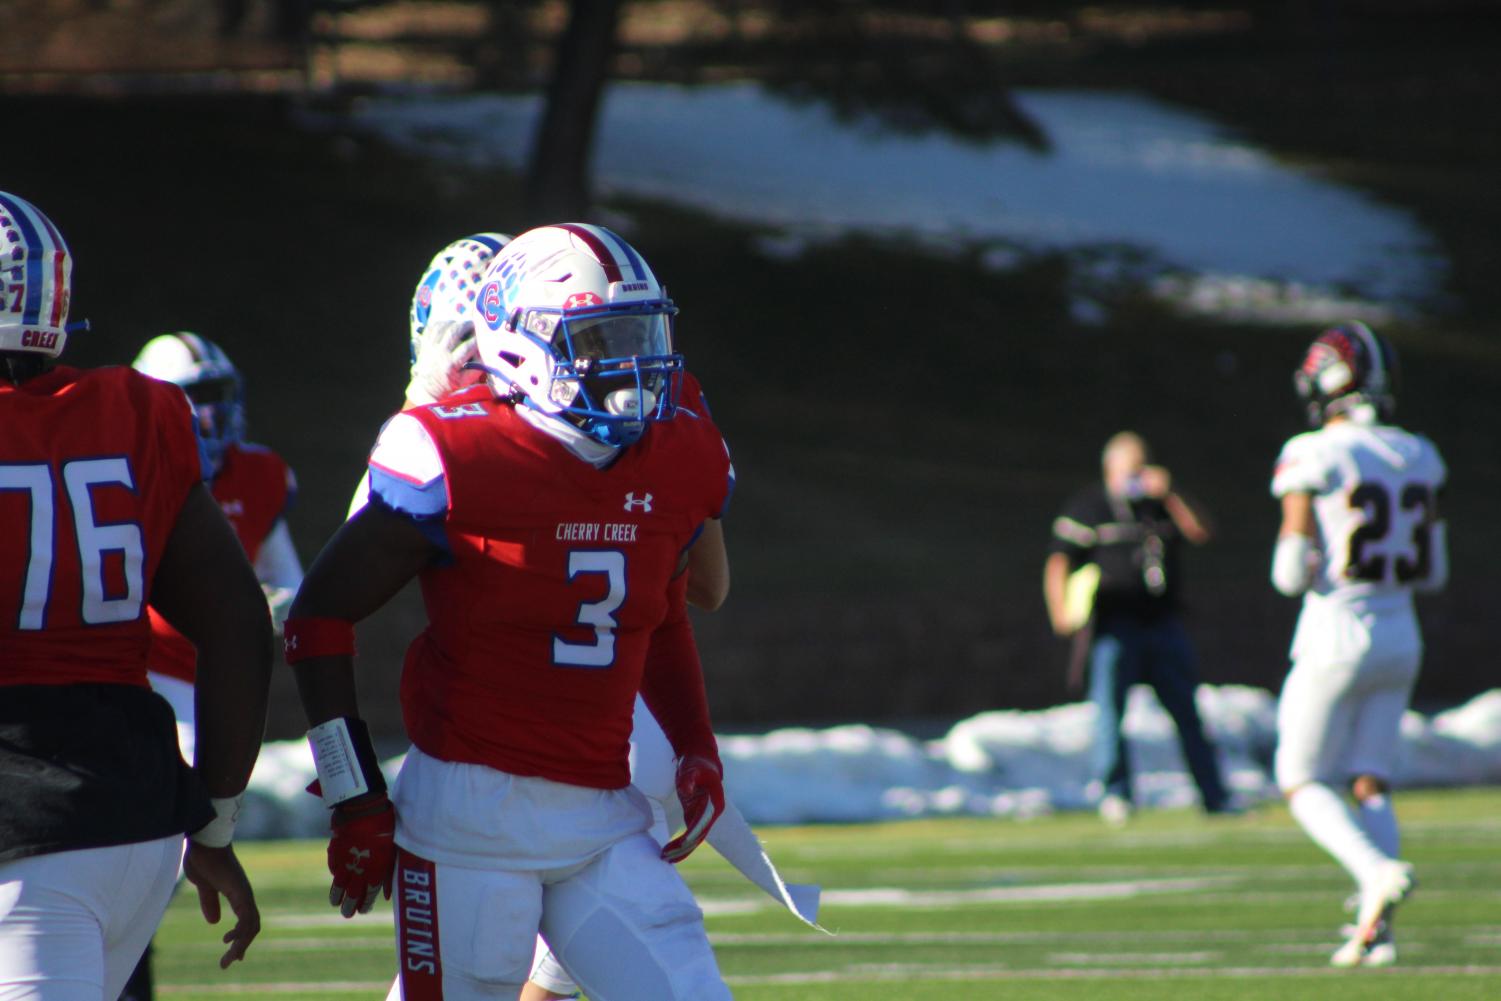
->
[132, 332, 245, 474]
[473, 223, 682, 448]
[409, 232, 512, 363]
[0, 192, 81, 358]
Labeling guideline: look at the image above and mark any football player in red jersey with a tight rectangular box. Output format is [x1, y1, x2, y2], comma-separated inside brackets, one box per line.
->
[133, 331, 304, 757]
[115, 332, 304, 1001]
[385, 235, 811, 1001]
[0, 191, 271, 996]
[289, 224, 734, 1000]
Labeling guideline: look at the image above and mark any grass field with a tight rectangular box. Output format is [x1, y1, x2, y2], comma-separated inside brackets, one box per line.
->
[152, 787, 1500, 999]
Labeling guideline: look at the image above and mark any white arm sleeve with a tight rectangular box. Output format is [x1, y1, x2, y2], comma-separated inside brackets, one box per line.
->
[1271, 533, 1316, 597]
[1417, 521, 1449, 593]
[253, 518, 304, 590]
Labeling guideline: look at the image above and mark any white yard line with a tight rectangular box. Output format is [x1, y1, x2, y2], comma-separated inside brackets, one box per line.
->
[709, 924, 1498, 948]
[816, 875, 1239, 908]
[711, 929, 1264, 946]
[255, 911, 395, 928]
[1048, 951, 1221, 965]
[724, 963, 1501, 986]
[161, 983, 390, 995]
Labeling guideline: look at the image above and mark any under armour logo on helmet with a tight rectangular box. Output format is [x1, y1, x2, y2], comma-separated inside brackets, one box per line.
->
[624, 492, 653, 513]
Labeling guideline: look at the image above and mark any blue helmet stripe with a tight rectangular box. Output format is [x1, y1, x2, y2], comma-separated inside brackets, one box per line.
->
[597, 226, 647, 281]
[0, 192, 48, 326]
[469, 233, 505, 254]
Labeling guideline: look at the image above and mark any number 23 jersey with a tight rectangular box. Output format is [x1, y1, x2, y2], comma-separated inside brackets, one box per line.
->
[1271, 420, 1446, 613]
[367, 384, 732, 791]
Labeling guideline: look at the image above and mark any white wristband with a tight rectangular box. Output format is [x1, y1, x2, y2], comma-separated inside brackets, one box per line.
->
[308, 716, 380, 807]
[190, 794, 245, 848]
[1271, 533, 1315, 596]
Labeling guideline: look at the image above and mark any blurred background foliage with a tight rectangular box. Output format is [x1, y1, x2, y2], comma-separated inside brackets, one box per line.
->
[4, 1, 1498, 738]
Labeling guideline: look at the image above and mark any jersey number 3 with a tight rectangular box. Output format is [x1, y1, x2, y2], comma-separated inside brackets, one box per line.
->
[552, 550, 627, 668]
[1347, 481, 1434, 584]
[1, 458, 145, 629]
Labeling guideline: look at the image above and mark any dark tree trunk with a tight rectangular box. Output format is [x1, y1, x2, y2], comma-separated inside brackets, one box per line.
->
[524, 0, 625, 225]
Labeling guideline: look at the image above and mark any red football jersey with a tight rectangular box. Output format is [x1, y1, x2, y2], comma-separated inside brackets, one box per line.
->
[146, 442, 295, 683]
[369, 384, 732, 790]
[0, 366, 203, 688]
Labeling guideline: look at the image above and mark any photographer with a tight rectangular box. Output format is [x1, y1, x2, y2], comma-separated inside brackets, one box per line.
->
[1043, 432, 1232, 824]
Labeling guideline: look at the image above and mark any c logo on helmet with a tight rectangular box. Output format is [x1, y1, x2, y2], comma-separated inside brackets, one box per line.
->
[479, 280, 506, 329]
[414, 272, 438, 327]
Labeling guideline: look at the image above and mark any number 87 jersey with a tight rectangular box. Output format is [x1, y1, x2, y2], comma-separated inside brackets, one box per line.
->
[1271, 419, 1447, 608]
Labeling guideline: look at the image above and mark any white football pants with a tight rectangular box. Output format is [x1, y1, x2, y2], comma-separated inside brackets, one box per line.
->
[388, 834, 730, 1001]
[0, 837, 182, 1000]
[526, 701, 677, 996]
[1275, 628, 1421, 790]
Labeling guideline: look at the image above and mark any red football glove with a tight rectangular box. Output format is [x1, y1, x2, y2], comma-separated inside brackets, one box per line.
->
[327, 794, 396, 917]
[661, 754, 725, 864]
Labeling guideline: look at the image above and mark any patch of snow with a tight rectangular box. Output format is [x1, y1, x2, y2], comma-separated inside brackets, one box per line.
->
[305, 83, 1445, 320]
[240, 686, 1501, 836]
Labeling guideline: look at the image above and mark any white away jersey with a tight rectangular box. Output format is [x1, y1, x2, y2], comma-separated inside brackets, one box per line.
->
[1271, 420, 1446, 609]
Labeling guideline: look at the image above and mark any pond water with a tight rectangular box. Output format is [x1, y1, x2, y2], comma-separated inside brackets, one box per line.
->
[315, 82, 1445, 322]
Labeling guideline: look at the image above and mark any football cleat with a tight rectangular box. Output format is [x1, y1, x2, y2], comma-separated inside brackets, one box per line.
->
[1098, 793, 1132, 828]
[473, 223, 682, 447]
[0, 191, 84, 358]
[1332, 918, 1396, 968]
[1293, 321, 1399, 428]
[1347, 860, 1414, 958]
[1364, 927, 1398, 968]
[133, 332, 245, 475]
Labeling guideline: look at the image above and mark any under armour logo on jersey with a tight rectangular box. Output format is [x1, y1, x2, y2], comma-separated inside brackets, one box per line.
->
[624, 491, 653, 513]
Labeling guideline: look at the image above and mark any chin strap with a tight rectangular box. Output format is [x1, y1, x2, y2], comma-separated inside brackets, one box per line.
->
[0, 352, 50, 384]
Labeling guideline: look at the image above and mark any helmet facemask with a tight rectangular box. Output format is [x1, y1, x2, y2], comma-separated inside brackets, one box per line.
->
[510, 300, 682, 447]
[183, 374, 246, 473]
[1293, 322, 1397, 428]
[132, 333, 245, 476]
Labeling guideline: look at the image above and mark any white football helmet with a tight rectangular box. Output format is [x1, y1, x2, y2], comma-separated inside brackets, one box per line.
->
[133, 332, 245, 474]
[409, 232, 513, 362]
[474, 224, 682, 447]
[0, 192, 83, 358]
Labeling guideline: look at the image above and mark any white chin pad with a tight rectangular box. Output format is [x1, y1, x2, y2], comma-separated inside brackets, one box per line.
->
[604, 387, 656, 419]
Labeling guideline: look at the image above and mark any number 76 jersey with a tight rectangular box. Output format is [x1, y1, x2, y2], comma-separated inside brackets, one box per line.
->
[1271, 420, 1446, 610]
[1, 366, 204, 686]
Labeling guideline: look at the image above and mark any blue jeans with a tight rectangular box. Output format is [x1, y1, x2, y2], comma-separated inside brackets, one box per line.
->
[1087, 614, 1228, 811]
